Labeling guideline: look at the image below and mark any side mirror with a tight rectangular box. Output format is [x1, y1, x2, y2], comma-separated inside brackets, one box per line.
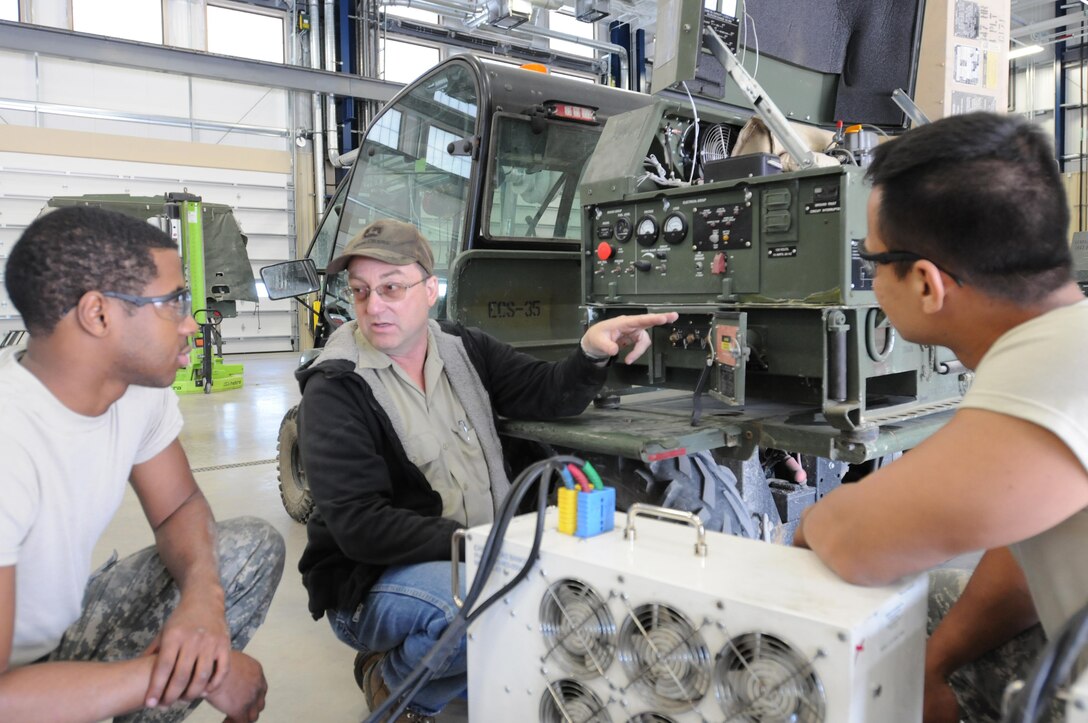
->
[260, 259, 320, 300]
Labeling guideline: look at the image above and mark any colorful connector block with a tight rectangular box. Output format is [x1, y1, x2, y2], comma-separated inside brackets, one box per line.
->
[557, 486, 616, 538]
[557, 487, 579, 535]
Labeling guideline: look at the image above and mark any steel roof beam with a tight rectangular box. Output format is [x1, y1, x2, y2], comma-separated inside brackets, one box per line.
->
[0, 20, 401, 102]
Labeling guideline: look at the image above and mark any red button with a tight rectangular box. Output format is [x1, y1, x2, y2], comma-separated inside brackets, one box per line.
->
[596, 242, 614, 260]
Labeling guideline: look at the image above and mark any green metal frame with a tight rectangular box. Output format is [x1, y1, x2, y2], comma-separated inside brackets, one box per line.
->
[170, 194, 245, 395]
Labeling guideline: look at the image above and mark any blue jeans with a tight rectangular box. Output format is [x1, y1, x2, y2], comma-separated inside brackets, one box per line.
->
[328, 561, 466, 717]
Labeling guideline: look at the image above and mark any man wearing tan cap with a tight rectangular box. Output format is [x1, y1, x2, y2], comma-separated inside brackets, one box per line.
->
[294, 219, 676, 722]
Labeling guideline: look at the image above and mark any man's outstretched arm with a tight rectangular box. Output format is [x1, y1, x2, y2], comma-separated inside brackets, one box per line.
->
[581, 312, 680, 364]
[795, 408, 1088, 585]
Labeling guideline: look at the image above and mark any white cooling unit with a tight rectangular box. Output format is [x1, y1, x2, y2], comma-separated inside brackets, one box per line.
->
[464, 506, 927, 723]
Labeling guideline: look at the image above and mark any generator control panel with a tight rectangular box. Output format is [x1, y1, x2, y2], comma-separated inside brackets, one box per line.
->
[586, 165, 874, 306]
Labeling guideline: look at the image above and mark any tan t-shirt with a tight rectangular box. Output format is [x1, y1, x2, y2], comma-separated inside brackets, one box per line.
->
[355, 328, 494, 527]
[959, 299, 1088, 638]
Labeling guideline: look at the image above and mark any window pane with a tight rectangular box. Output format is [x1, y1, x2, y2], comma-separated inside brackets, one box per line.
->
[337, 62, 480, 281]
[383, 6, 438, 24]
[487, 114, 601, 242]
[549, 11, 595, 59]
[307, 175, 351, 268]
[207, 5, 284, 64]
[380, 38, 440, 84]
[73, 0, 163, 44]
[552, 71, 596, 83]
[706, 0, 738, 14]
[0, 0, 18, 22]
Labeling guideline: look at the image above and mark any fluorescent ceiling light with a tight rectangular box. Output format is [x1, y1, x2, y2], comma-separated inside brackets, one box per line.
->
[1008, 44, 1045, 60]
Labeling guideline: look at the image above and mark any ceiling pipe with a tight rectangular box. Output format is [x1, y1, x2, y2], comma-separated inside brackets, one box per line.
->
[1012, 10, 1088, 38]
[382, 0, 628, 86]
[504, 22, 627, 86]
[324, 0, 342, 168]
[308, 0, 326, 216]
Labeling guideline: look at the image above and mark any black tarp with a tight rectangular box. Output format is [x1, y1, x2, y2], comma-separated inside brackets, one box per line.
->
[745, 0, 923, 126]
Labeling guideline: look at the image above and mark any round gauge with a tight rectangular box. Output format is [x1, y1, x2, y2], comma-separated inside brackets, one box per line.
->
[636, 216, 659, 246]
[614, 217, 633, 243]
[662, 213, 688, 244]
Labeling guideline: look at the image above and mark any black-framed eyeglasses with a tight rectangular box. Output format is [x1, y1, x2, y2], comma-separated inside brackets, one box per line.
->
[858, 249, 963, 286]
[339, 276, 430, 304]
[102, 287, 193, 321]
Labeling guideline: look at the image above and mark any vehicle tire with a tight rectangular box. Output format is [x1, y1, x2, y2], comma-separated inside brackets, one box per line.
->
[277, 405, 314, 523]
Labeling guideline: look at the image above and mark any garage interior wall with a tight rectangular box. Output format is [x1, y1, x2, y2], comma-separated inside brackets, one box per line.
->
[0, 0, 302, 352]
[1010, 46, 1088, 237]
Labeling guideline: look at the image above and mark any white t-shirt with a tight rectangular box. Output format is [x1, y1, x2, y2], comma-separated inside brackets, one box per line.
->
[959, 298, 1088, 638]
[0, 348, 183, 666]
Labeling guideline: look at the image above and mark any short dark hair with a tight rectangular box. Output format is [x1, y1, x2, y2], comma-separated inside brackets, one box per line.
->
[5, 206, 177, 334]
[866, 112, 1072, 303]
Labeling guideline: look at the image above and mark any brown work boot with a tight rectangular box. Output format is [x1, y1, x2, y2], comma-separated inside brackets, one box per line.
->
[354, 652, 436, 723]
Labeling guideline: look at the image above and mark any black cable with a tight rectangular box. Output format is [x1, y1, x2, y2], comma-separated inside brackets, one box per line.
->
[467, 458, 562, 623]
[691, 354, 713, 426]
[383, 667, 436, 722]
[362, 454, 584, 723]
[368, 456, 572, 720]
[1002, 600, 1088, 723]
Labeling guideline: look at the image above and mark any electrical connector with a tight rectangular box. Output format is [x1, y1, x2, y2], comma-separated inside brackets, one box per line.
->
[557, 486, 616, 538]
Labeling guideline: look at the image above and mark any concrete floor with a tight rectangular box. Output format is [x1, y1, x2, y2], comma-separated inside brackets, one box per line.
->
[92, 352, 468, 723]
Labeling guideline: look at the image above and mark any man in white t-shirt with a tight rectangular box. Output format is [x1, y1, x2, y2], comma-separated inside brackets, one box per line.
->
[794, 112, 1088, 722]
[0, 206, 285, 722]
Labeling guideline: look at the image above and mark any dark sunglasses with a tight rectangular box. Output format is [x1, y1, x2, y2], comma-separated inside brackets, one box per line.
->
[858, 249, 963, 286]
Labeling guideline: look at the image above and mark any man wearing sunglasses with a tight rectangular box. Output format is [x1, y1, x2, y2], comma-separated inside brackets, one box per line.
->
[295, 218, 678, 722]
[793, 112, 1088, 722]
[0, 206, 285, 722]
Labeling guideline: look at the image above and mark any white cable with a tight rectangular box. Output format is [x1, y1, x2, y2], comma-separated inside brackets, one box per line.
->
[646, 153, 669, 178]
[744, 8, 760, 80]
[682, 81, 700, 184]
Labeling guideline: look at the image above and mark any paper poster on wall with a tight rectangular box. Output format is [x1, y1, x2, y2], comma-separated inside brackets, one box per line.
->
[951, 91, 997, 114]
[953, 45, 982, 85]
[954, 0, 980, 39]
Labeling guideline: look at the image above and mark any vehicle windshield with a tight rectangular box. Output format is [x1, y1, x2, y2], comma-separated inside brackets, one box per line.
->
[486, 113, 600, 243]
[309, 175, 349, 269]
[319, 61, 480, 320]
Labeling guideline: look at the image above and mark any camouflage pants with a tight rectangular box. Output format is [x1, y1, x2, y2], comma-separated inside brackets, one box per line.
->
[929, 568, 1050, 722]
[45, 516, 286, 723]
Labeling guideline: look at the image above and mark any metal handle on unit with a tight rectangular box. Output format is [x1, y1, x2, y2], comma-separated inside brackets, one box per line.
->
[451, 529, 467, 609]
[624, 503, 708, 557]
[704, 27, 817, 170]
[936, 359, 966, 375]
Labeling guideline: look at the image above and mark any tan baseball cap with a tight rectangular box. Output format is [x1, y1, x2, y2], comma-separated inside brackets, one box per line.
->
[326, 219, 435, 276]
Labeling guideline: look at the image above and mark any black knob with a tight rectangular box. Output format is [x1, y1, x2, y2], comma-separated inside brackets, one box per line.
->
[633, 260, 652, 272]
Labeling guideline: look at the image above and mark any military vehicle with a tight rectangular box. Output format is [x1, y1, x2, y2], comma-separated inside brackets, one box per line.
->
[265, 0, 965, 540]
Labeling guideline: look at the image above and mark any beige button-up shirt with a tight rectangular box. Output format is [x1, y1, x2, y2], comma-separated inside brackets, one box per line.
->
[355, 327, 494, 526]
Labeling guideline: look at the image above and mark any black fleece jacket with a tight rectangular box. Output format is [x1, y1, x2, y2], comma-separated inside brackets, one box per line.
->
[296, 320, 608, 619]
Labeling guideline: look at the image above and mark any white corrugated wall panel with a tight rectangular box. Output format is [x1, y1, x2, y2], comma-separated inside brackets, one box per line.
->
[0, 152, 295, 352]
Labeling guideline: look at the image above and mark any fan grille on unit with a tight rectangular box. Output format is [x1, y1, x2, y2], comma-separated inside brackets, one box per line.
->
[617, 602, 712, 711]
[540, 678, 612, 723]
[716, 632, 827, 722]
[539, 578, 617, 678]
